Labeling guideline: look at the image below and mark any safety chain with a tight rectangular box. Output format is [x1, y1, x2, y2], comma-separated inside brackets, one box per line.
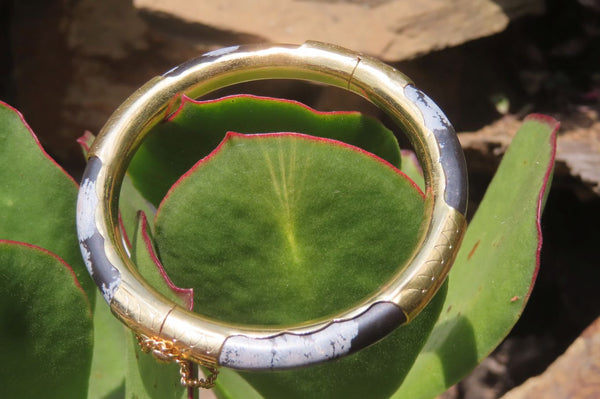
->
[136, 335, 219, 389]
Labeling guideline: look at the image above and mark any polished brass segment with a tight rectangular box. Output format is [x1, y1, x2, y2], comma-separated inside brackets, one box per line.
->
[82, 41, 467, 367]
[110, 279, 231, 365]
[389, 206, 467, 319]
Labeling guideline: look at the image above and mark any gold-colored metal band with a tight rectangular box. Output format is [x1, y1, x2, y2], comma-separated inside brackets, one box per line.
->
[80, 41, 467, 370]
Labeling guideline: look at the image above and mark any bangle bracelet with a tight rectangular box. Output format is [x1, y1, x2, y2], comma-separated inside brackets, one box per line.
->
[76, 41, 467, 385]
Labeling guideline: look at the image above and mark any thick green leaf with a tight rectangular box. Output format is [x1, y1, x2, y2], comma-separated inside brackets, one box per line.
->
[0, 240, 93, 399]
[124, 332, 188, 399]
[121, 175, 158, 239]
[128, 95, 402, 206]
[87, 290, 127, 399]
[393, 115, 559, 398]
[119, 212, 197, 399]
[131, 211, 193, 309]
[77, 130, 96, 158]
[154, 132, 433, 398]
[155, 132, 424, 325]
[0, 101, 95, 303]
[213, 368, 264, 399]
[400, 150, 425, 191]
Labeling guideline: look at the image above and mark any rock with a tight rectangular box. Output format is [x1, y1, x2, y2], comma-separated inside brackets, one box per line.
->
[458, 107, 600, 199]
[436, 334, 559, 399]
[133, 0, 544, 61]
[10, 0, 217, 174]
[500, 317, 600, 399]
[554, 107, 600, 198]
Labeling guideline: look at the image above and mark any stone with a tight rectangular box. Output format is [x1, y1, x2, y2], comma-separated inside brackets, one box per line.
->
[458, 107, 600, 198]
[500, 317, 600, 399]
[134, 0, 544, 61]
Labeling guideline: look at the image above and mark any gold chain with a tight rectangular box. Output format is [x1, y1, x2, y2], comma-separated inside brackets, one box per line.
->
[136, 335, 219, 389]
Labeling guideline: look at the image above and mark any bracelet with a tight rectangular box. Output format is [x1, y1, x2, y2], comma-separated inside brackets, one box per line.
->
[76, 41, 467, 383]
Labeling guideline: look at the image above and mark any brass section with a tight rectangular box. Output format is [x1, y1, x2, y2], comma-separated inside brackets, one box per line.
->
[388, 205, 467, 319]
[87, 41, 467, 367]
[110, 277, 231, 364]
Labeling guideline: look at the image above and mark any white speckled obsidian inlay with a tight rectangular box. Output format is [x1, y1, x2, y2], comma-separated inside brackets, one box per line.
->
[219, 302, 406, 370]
[404, 85, 468, 215]
[76, 156, 121, 302]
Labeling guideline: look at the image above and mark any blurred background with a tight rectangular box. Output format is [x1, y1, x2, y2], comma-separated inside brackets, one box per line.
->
[0, 1, 598, 397]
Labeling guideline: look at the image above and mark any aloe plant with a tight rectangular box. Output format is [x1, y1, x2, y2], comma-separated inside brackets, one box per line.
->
[0, 95, 558, 399]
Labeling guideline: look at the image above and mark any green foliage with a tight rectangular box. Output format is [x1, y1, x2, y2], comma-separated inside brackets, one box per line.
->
[155, 132, 424, 325]
[0, 103, 96, 302]
[124, 333, 188, 399]
[153, 131, 430, 399]
[394, 115, 558, 398]
[87, 290, 127, 399]
[213, 368, 263, 399]
[0, 95, 557, 399]
[128, 95, 401, 206]
[0, 241, 93, 398]
[131, 212, 193, 309]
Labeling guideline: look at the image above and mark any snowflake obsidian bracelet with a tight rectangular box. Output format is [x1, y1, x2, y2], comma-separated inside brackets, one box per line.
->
[76, 41, 468, 388]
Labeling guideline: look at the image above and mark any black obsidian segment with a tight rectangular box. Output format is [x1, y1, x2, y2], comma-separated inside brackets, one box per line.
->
[349, 302, 407, 353]
[404, 85, 468, 215]
[218, 301, 406, 370]
[79, 156, 121, 302]
[162, 45, 243, 77]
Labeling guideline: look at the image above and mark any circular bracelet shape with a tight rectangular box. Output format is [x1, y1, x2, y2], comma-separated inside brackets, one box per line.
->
[77, 41, 468, 372]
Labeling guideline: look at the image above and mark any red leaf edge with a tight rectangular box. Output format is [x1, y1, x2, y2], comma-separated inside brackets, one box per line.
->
[157, 131, 425, 216]
[118, 213, 133, 252]
[0, 239, 91, 313]
[76, 130, 96, 154]
[523, 113, 559, 301]
[138, 211, 194, 311]
[0, 101, 78, 186]
[165, 94, 360, 122]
